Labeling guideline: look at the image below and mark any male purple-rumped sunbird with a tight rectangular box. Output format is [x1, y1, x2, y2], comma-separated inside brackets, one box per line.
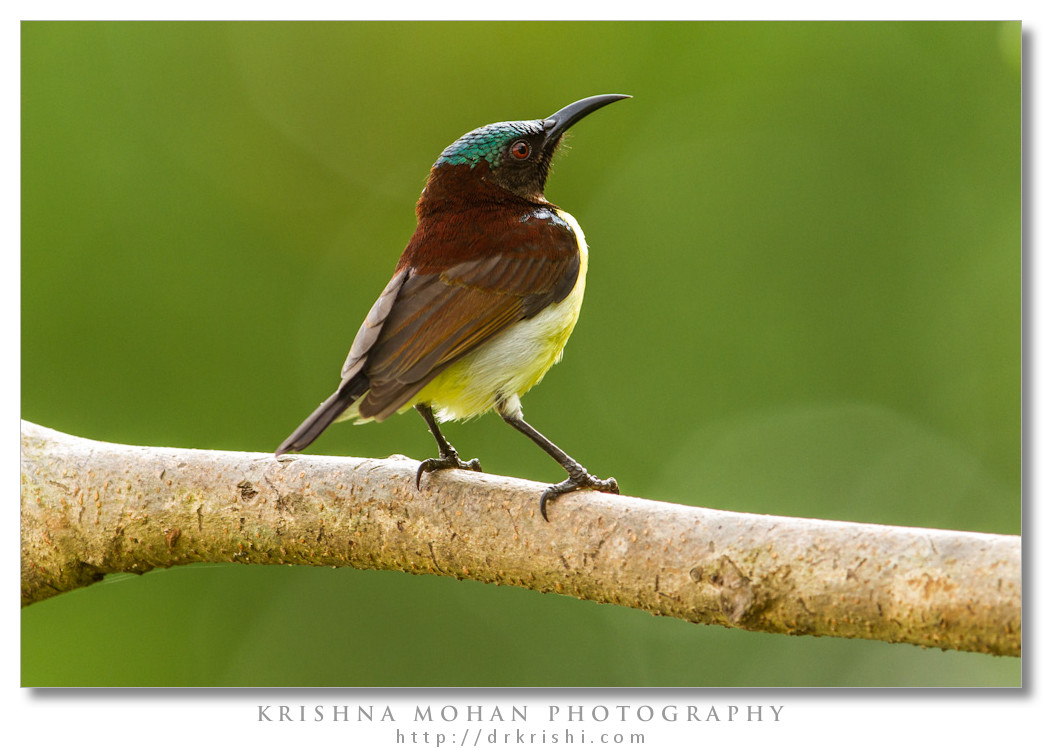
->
[277, 94, 630, 519]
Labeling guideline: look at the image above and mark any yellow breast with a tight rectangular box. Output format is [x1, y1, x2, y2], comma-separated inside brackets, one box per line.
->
[409, 209, 589, 422]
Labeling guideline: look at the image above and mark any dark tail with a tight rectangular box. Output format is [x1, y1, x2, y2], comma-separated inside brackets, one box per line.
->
[275, 376, 369, 456]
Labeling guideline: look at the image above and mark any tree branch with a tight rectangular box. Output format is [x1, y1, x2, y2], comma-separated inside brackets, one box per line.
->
[20, 421, 1020, 656]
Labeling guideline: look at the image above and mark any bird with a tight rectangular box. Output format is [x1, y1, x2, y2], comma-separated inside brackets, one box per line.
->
[276, 94, 630, 520]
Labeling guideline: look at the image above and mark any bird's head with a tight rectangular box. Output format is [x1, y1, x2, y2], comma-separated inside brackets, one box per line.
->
[422, 94, 630, 206]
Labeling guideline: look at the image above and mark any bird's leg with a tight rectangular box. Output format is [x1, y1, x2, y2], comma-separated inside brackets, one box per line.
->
[414, 403, 482, 487]
[496, 401, 619, 520]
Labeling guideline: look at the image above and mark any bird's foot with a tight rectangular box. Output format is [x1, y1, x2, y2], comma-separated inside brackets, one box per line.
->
[539, 470, 619, 521]
[415, 450, 482, 488]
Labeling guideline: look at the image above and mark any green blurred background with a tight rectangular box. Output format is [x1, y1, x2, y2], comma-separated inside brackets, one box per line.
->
[21, 21, 1020, 686]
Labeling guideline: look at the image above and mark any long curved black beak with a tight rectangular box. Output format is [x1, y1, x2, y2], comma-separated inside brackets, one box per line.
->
[543, 94, 631, 142]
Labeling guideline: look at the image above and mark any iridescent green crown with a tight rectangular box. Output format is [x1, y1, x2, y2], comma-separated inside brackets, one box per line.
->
[436, 120, 542, 169]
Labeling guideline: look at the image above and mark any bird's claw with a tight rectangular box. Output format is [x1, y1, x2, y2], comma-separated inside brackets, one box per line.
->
[539, 472, 619, 521]
[415, 453, 483, 488]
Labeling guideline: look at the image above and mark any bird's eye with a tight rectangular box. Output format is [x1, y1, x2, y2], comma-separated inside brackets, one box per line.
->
[510, 140, 531, 160]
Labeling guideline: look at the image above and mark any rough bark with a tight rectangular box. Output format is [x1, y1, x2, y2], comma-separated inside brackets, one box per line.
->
[20, 421, 1020, 656]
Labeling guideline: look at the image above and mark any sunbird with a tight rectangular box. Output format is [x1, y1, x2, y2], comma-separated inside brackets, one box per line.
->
[277, 94, 630, 519]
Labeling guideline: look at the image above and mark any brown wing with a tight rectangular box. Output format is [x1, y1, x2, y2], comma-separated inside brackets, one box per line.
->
[355, 206, 580, 420]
